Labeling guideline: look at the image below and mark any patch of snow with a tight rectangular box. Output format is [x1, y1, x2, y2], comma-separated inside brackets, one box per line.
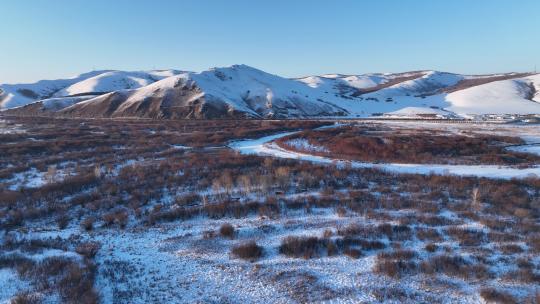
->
[6, 168, 46, 190]
[507, 144, 540, 156]
[0, 268, 29, 303]
[283, 138, 329, 153]
[384, 106, 457, 118]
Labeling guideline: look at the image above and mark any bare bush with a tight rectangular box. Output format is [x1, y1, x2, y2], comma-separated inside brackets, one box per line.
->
[480, 287, 517, 304]
[231, 241, 263, 261]
[219, 223, 235, 239]
[280, 236, 327, 259]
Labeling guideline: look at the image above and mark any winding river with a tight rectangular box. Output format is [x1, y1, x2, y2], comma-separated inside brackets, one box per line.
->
[229, 131, 540, 180]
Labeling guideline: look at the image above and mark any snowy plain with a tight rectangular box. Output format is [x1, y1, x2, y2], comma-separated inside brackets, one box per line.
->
[1, 118, 539, 303]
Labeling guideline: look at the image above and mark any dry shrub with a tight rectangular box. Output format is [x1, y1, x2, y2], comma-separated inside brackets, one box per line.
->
[322, 229, 334, 238]
[526, 234, 540, 253]
[480, 287, 517, 304]
[335, 206, 347, 217]
[378, 224, 413, 241]
[219, 223, 235, 239]
[420, 254, 491, 280]
[231, 241, 263, 261]
[416, 227, 442, 241]
[503, 269, 540, 284]
[355, 239, 386, 251]
[10, 292, 41, 304]
[279, 236, 326, 259]
[56, 213, 70, 229]
[202, 230, 216, 239]
[57, 262, 99, 304]
[488, 232, 520, 243]
[424, 243, 438, 253]
[372, 286, 420, 302]
[374, 259, 417, 279]
[378, 249, 417, 260]
[446, 227, 485, 246]
[80, 217, 95, 231]
[103, 209, 128, 228]
[497, 244, 523, 255]
[344, 248, 362, 259]
[75, 242, 101, 259]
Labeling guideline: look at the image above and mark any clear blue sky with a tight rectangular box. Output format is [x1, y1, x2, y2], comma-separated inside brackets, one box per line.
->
[1, 0, 539, 83]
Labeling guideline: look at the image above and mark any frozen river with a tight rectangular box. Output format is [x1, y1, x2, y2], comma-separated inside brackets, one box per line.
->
[229, 130, 540, 180]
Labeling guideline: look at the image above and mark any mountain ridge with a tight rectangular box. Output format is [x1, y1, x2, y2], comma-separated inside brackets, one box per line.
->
[2, 65, 539, 119]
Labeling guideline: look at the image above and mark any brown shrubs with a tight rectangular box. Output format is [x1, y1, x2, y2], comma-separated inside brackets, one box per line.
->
[80, 217, 95, 231]
[280, 236, 322, 259]
[480, 288, 517, 304]
[231, 241, 263, 261]
[219, 223, 235, 239]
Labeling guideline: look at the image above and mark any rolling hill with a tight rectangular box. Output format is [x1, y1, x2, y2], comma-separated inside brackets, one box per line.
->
[2, 65, 539, 119]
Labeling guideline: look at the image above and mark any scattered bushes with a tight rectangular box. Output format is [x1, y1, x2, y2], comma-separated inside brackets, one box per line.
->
[375, 259, 418, 279]
[446, 227, 486, 246]
[420, 255, 491, 280]
[1, 116, 539, 302]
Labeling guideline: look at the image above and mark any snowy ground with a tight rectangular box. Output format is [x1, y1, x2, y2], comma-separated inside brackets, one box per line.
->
[3, 210, 493, 303]
[508, 144, 540, 156]
[1, 118, 539, 303]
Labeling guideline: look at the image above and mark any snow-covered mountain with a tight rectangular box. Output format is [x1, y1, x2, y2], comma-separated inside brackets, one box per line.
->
[0, 70, 109, 109]
[445, 74, 540, 115]
[0, 70, 182, 109]
[53, 70, 182, 97]
[59, 65, 348, 119]
[2, 65, 539, 119]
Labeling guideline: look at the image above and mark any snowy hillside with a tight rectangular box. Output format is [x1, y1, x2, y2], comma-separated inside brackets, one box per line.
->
[303, 71, 540, 118]
[0, 70, 109, 109]
[444, 74, 540, 115]
[2, 65, 539, 119]
[0, 70, 182, 110]
[363, 71, 464, 98]
[53, 70, 182, 97]
[383, 106, 458, 119]
[60, 65, 348, 119]
[298, 73, 393, 97]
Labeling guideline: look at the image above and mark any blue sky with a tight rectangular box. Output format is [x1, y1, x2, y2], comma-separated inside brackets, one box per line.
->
[1, 0, 539, 83]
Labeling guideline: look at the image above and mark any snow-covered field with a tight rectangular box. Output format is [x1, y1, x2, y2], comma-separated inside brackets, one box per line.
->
[1, 117, 539, 303]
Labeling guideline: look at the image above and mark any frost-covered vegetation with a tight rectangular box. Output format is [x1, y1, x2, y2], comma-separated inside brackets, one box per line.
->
[0, 116, 539, 303]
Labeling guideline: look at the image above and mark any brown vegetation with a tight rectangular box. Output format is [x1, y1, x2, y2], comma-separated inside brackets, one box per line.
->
[276, 125, 537, 166]
[231, 241, 263, 261]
